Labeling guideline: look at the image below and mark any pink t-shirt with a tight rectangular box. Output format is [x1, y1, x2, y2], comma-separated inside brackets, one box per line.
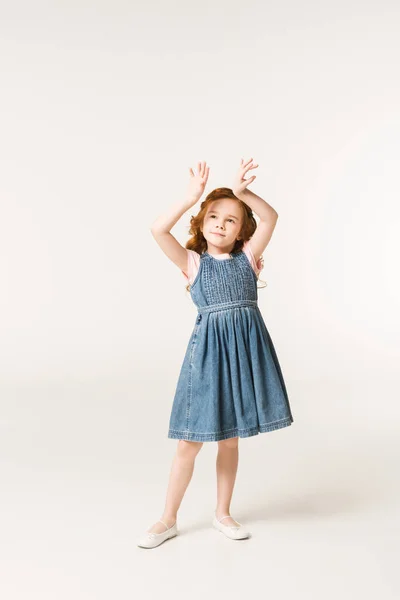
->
[182, 239, 263, 285]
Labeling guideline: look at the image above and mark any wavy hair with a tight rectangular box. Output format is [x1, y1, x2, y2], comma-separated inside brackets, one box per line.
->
[184, 187, 267, 292]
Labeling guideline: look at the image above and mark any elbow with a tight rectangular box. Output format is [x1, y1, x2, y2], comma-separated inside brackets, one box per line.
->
[150, 226, 158, 239]
[150, 225, 168, 238]
[260, 211, 278, 224]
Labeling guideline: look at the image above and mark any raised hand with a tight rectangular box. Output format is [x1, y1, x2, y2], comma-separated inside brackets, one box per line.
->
[232, 158, 258, 197]
[186, 161, 210, 207]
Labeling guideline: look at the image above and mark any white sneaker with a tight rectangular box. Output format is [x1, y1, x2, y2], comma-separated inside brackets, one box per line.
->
[212, 513, 250, 540]
[137, 519, 178, 549]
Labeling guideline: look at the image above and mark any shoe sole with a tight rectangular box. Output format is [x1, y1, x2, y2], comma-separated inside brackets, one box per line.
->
[212, 520, 250, 540]
[137, 531, 178, 549]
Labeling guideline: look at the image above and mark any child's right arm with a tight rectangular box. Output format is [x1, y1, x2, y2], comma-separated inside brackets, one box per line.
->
[150, 162, 210, 273]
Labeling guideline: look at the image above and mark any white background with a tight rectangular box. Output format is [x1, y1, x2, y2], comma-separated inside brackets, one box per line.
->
[1, 1, 399, 599]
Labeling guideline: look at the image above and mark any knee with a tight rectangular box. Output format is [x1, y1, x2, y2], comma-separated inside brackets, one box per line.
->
[218, 437, 239, 450]
[177, 439, 203, 458]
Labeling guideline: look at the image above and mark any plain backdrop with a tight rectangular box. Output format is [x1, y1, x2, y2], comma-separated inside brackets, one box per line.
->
[1, 1, 399, 599]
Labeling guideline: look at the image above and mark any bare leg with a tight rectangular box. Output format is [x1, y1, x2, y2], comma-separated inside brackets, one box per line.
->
[215, 437, 241, 527]
[147, 440, 203, 533]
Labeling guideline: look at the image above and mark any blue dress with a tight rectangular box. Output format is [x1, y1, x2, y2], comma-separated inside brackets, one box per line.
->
[168, 248, 294, 442]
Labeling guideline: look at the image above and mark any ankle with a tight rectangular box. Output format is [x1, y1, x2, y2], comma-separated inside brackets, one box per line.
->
[215, 509, 230, 519]
[161, 514, 177, 527]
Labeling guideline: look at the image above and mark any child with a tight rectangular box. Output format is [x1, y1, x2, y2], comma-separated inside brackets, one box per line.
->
[137, 158, 294, 548]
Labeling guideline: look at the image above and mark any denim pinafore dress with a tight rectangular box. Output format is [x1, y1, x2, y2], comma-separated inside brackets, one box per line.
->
[168, 249, 294, 442]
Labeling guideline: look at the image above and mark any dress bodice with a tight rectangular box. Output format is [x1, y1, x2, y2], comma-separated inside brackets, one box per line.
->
[189, 250, 258, 310]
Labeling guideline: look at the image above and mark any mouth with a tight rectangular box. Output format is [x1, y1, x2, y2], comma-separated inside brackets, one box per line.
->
[212, 232, 225, 237]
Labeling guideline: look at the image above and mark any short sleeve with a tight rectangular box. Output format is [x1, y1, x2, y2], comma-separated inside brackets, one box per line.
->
[242, 240, 263, 277]
[181, 249, 201, 285]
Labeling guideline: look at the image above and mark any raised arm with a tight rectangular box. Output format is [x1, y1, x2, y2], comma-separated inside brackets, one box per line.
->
[232, 158, 279, 263]
[150, 161, 210, 273]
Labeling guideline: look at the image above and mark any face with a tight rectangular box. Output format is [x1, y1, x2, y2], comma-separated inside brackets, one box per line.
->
[201, 198, 243, 253]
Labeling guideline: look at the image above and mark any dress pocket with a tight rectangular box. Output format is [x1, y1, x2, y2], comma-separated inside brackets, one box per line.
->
[192, 314, 201, 340]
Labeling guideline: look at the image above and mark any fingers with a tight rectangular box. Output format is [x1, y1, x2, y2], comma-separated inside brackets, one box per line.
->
[192, 159, 257, 178]
[192, 161, 209, 178]
[198, 161, 207, 176]
[189, 162, 210, 182]
[241, 157, 254, 167]
[240, 175, 256, 190]
[241, 157, 258, 175]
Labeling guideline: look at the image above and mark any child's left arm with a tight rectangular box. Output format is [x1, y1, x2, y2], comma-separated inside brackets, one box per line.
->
[232, 158, 279, 263]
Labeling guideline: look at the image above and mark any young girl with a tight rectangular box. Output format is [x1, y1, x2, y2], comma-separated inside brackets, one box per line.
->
[138, 158, 294, 548]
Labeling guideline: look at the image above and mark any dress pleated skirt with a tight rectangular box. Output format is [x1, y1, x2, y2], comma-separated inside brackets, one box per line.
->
[167, 250, 294, 442]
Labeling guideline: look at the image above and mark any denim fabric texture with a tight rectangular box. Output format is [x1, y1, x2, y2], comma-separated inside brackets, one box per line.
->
[168, 249, 294, 442]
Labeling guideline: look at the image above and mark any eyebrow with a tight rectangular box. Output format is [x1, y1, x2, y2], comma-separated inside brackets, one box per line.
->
[208, 210, 239, 221]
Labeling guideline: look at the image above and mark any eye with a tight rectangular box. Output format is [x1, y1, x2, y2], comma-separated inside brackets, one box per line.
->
[210, 215, 216, 218]
[228, 219, 234, 223]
